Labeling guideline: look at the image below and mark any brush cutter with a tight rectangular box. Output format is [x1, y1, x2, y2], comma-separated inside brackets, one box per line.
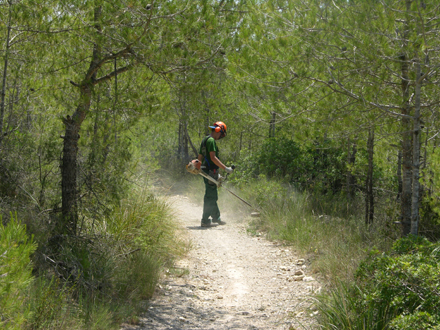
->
[186, 159, 253, 208]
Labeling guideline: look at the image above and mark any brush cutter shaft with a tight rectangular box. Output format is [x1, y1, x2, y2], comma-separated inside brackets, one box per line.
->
[187, 161, 252, 208]
[198, 170, 221, 186]
[222, 186, 253, 207]
[198, 169, 252, 208]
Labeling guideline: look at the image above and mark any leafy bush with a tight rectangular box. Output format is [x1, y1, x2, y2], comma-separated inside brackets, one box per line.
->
[318, 236, 440, 329]
[357, 236, 440, 325]
[0, 214, 36, 329]
[256, 139, 304, 181]
[389, 311, 440, 330]
[234, 138, 347, 194]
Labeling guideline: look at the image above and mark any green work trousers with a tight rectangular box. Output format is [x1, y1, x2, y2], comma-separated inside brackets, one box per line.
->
[202, 177, 220, 223]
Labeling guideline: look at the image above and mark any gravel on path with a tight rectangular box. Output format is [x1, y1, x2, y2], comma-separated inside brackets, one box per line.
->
[121, 194, 320, 330]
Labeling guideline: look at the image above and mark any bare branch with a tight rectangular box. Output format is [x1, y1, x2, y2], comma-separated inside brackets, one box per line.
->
[93, 65, 132, 85]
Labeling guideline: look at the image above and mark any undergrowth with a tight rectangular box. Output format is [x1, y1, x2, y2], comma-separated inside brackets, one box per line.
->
[1, 186, 185, 329]
[317, 236, 440, 330]
[237, 176, 440, 329]
[237, 176, 394, 283]
[147, 172, 439, 329]
[0, 214, 36, 329]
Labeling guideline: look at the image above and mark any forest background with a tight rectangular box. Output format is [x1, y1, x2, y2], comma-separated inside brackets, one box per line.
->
[1, 0, 440, 329]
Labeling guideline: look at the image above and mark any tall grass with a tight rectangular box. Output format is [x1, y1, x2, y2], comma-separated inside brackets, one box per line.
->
[234, 177, 400, 329]
[240, 177, 395, 283]
[27, 277, 84, 330]
[315, 280, 393, 330]
[105, 188, 187, 264]
[0, 185, 186, 330]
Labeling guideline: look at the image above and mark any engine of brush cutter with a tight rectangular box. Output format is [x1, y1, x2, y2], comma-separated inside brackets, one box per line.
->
[186, 159, 201, 174]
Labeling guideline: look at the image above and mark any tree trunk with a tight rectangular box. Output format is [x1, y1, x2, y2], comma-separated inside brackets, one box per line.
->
[202, 91, 210, 134]
[365, 129, 374, 225]
[177, 120, 186, 160]
[397, 149, 402, 201]
[113, 57, 118, 145]
[60, 6, 101, 235]
[401, 102, 413, 236]
[177, 112, 190, 163]
[400, 0, 413, 236]
[0, 3, 11, 148]
[183, 121, 189, 160]
[346, 138, 357, 200]
[187, 130, 198, 158]
[61, 85, 92, 235]
[269, 112, 276, 138]
[411, 61, 422, 236]
[178, 120, 182, 156]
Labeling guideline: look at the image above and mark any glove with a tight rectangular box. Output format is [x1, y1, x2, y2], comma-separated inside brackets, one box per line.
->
[225, 167, 234, 174]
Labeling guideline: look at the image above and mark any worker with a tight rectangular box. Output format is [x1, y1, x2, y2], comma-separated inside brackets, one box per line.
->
[198, 121, 234, 227]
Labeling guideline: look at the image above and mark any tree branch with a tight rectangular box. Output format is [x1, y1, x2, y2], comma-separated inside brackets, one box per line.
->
[93, 65, 132, 85]
[308, 76, 413, 119]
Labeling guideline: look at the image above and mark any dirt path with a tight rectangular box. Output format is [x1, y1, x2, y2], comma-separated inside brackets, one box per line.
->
[122, 194, 320, 330]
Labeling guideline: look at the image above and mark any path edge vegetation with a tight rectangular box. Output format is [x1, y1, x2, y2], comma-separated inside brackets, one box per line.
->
[225, 174, 440, 329]
[1, 185, 188, 330]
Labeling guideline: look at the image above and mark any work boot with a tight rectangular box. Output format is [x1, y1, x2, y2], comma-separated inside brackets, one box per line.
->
[201, 219, 218, 228]
[212, 218, 226, 225]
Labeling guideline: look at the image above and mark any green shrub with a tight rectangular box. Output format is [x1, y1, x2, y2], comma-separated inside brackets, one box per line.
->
[256, 139, 304, 181]
[389, 311, 440, 330]
[356, 236, 440, 323]
[318, 236, 440, 329]
[0, 214, 36, 329]
[113, 252, 161, 302]
[233, 138, 347, 194]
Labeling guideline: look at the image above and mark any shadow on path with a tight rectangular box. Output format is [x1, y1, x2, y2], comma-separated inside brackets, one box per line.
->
[186, 226, 218, 231]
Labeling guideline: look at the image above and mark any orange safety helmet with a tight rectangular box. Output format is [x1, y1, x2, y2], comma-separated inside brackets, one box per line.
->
[209, 121, 227, 138]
